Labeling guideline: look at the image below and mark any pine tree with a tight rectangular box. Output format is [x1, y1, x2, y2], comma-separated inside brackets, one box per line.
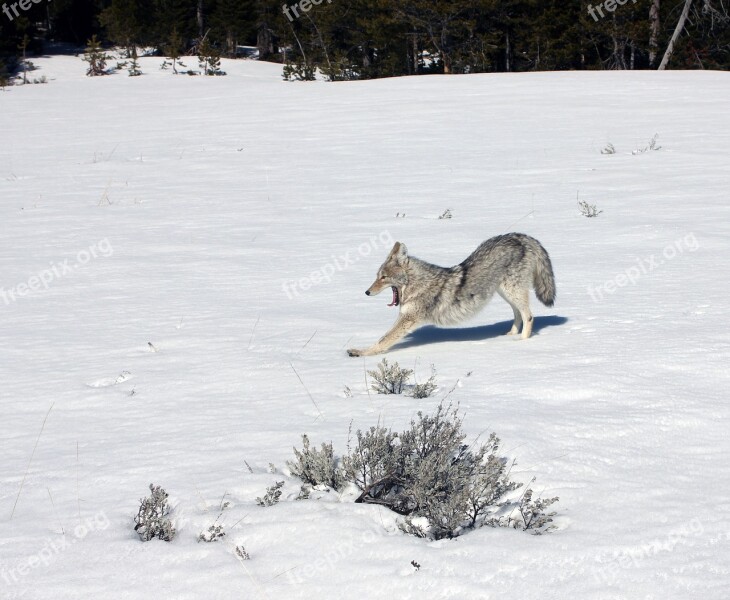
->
[255, 0, 281, 61]
[210, 0, 256, 57]
[99, 0, 144, 57]
[84, 35, 109, 76]
[165, 27, 184, 74]
[128, 45, 142, 75]
[17, 34, 29, 84]
[198, 35, 224, 75]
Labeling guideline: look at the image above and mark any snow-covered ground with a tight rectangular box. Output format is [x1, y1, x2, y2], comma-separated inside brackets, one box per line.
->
[1, 56, 729, 599]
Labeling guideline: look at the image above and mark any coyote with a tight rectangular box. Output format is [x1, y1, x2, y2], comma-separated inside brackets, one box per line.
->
[347, 233, 555, 357]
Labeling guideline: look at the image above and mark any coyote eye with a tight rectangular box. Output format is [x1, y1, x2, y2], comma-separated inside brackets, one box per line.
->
[380, 275, 386, 280]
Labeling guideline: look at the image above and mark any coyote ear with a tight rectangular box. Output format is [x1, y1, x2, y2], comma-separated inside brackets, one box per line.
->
[389, 242, 408, 260]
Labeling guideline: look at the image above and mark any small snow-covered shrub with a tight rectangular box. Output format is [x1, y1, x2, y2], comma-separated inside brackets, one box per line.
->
[134, 484, 176, 542]
[632, 133, 661, 154]
[287, 434, 343, 490]
[198, 523, 225, 542]
[600, 143, 616, 154]
[507, 484, 559, 534]
[198, 499, 230, 542]
[410, 366, 438, 399]
[368, 359, 413, 395]
[578, 199, 602, 218]
[256, 481, 284, 507]
[235, 545, 251, 560]
[438, 208, 453, 219]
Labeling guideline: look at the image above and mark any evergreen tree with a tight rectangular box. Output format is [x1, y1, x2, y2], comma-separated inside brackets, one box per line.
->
[255, 0, 282, 61]
[18, 34, 29, 84]
[128, 45, 142, 75]
[210, 0, 256, 57]
[84, 35, 110, 76]
[197, 35, 224, 75]
[99, 0, 154, 56]
[165, 27, 184, 74]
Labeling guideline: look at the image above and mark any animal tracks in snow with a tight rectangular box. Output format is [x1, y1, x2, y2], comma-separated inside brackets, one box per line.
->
[86, 370, 132, 388]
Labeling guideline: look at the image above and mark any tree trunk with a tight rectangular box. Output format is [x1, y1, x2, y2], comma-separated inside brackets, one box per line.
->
[440, 29, 451, 73]
[443, 57, 451, 73]
[649, 0, 660, 67]
[257, 23, 274, 60]
[412, 33, 419, 74]
[630, 41, 635, 69]
[505, 29, 511, 72]
[197, 0, 204, 38]
[658, 0, 693, 69]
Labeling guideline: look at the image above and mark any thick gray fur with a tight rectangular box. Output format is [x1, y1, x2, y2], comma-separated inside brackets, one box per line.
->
[347, 233, 555, 357]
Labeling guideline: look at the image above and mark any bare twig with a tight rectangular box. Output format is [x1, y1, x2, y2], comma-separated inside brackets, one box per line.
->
[248, 315, 260, 350]
[76, 441, 81, 523]
[290, 363, 324, 422]
[47, 488, 65, 534]
[297, 330, 317, 354]
[11, 402, 55, 519]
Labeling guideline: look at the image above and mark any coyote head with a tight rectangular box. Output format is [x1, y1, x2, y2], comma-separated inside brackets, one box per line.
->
[365, 242, 408, 307]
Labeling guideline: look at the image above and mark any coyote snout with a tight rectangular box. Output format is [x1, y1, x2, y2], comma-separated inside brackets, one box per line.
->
[346, 233, 556, 357]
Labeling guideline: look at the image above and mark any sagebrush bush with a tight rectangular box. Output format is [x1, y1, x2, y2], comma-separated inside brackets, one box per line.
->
[293, 403, 559, 539]
[368, 359, 413, 394]
[134, 484, 176, 542]
[256, 481, 284, 507]
[198, 500, 230, 542]
[600, 142, 616, 155]
[410, 366, 437, 399]
[198, 523, 225, 542]
[508, 485, 559, 534]
[287, 434, 343, 489]
[578, 199, 602, 218]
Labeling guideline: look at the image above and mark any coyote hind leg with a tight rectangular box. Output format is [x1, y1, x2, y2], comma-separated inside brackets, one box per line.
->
[497, 289, 522, 335]
[498, 286, 533, 339]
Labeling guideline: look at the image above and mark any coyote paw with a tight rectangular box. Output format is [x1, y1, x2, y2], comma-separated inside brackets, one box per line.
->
[347, 348, 364, 357]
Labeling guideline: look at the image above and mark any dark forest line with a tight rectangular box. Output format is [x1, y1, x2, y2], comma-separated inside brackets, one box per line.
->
[1, 0, 728, 82]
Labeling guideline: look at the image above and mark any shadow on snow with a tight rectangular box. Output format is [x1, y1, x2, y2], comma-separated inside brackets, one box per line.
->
[392, 315, 569, 351]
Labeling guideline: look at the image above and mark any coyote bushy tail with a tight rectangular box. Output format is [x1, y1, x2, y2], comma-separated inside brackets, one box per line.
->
[533, 243, 556, 307]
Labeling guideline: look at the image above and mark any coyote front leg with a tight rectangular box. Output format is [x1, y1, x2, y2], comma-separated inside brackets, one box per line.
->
[347, 316, 417, 357]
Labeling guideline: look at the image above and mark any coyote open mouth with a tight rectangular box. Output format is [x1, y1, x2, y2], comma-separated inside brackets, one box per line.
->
[387, 286, 400, 307]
